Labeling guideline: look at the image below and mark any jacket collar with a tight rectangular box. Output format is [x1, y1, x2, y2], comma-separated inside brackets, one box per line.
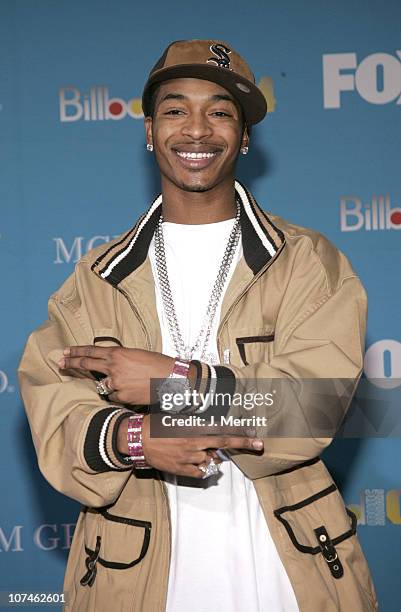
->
[91, 180, 285, 286]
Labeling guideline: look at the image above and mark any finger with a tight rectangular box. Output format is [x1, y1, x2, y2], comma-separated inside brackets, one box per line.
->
[206, 449, 223, 462]
[106, 391, 118, 402]
[165, 463, 205, 479]
[187, 464, 208, 479]
[185, 451, 209, 465]
[103, 377, 115, 393]
[202, 436, 264, 451]
[224, 436, 264, 451]
[64, 345, 115, 359]
[59, 356, 110, 373]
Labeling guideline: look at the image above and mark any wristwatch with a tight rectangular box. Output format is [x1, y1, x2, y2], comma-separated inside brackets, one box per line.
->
[157, 357, 192, 413]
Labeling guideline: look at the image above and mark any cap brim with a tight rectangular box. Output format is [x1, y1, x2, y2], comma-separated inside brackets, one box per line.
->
[142, 63, 267, 125]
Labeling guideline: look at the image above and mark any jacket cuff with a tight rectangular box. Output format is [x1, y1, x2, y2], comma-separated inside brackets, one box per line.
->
[214, 365, 236, 415]
[111, 412, 138, 468]
[84, 407, 132, 472]
[190, 361, 236, 416]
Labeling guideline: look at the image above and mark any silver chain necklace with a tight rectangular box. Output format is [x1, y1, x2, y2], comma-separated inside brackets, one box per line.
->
[154, 199, 241, 363]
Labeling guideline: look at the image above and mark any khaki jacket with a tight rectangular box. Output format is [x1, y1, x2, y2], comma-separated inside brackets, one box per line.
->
[19, 182, 378, 611]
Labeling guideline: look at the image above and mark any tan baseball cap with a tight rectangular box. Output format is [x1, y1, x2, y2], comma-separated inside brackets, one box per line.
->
[142, 39, 267, 125]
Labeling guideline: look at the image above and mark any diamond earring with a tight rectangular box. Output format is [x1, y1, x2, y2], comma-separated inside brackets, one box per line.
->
[241, 146, 249, 155]
[146, 143, 153, 152]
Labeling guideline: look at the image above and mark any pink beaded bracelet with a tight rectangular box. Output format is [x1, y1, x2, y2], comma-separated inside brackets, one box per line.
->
[127, 414, 151, 469]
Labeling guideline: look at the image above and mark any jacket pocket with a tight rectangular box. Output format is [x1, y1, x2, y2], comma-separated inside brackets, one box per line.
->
[88, 335, 124, 384]
[80, 508, 151, 588]
[236, 333, 275, 366]
[93, 335, 123, 348]
[273, 484, 357, 580]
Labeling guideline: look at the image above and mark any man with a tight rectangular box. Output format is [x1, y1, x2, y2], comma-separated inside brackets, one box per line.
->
[19, 40, 378, 611]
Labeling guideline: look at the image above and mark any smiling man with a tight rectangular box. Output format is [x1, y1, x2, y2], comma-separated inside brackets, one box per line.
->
[145, 78, 248, 199]
[19, 40, 378, 611]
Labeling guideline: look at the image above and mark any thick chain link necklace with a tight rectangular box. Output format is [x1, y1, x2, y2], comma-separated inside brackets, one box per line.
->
[154, 199, 241, 363]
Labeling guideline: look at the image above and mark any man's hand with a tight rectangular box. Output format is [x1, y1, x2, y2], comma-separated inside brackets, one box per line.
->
[118, 415, 264, 479]
[58, 345, 177, 405]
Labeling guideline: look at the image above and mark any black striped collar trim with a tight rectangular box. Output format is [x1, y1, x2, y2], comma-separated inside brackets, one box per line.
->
[92, 180, 285, 286]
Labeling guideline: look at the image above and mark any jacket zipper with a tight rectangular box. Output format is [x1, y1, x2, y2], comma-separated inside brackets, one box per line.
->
[216, 242, 286, 360]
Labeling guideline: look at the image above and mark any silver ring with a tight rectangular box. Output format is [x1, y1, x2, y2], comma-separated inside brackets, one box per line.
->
[199, 457, 220, 479]
[96, 378, 111, 396]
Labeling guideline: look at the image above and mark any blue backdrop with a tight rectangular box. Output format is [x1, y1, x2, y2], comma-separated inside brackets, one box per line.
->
[1, 0, 400, 610]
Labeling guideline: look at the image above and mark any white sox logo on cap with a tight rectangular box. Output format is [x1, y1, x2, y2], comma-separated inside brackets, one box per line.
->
[207, 44, 232, 70]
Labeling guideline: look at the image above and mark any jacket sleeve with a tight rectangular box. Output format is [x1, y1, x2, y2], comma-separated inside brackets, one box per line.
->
[18, 281, 134, 508]
[213, 268, 368, 480]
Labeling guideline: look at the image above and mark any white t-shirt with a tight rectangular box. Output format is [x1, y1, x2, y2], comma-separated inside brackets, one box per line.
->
[149, 218, 299, 612]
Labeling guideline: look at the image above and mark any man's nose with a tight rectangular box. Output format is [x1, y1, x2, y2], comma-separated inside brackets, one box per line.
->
[181, 111, 213, 140]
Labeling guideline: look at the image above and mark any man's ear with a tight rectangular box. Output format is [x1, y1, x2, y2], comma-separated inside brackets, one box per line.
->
[144, 116, 153, 149]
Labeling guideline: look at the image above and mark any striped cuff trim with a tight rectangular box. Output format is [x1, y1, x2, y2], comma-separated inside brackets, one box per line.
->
[189, 362, 236, 416]
[105, 411, 132, 470]
[84, 407, 130, 472]
[213, 365, 236, 416]
[112, 412, 136, 468]
[99, 409, 122, 468]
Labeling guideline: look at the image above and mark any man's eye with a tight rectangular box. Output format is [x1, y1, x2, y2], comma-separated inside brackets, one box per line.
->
[164, 109, 185, 115]
[211, 111, 231, 117]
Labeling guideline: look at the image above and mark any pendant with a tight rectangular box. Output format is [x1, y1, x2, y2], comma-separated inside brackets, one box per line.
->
[201, 351, 220, 365]
[183, 347, 193, 360]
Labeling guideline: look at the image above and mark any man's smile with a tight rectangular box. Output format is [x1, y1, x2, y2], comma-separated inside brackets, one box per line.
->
[176, 151, 216, 159]
[171, 145, 223, 170]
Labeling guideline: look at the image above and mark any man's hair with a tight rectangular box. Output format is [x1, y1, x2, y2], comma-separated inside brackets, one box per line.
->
[147, 83, 162, 119]
[146, 82, 252, 137]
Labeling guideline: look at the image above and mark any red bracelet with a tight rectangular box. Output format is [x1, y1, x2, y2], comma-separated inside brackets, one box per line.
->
[127, 414, 151, 469]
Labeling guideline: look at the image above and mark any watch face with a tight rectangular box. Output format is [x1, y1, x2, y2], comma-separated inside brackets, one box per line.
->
[158, 378, 191, 413]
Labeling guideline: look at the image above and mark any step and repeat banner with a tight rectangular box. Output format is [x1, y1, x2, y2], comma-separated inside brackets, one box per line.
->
[1, 0, 400, 610]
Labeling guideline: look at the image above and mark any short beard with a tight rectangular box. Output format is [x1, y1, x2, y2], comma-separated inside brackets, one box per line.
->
[180, 183, 211, 193]
[177, 178, 215, 193]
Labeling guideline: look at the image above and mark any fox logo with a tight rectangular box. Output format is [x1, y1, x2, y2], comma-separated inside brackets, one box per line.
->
[207, 44, 232, 69]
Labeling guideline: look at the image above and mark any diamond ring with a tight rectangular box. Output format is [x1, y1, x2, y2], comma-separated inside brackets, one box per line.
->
[96, 378, 112, 396]
[199, 457, 220, 479]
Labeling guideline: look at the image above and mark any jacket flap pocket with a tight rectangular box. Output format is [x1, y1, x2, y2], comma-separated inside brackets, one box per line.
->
[84, 508, 151, 570]
[274, 484, 357, 555]
[90, 334, 123, 382]
[235, 333, 275, 366]
[93, 334, 123, 348]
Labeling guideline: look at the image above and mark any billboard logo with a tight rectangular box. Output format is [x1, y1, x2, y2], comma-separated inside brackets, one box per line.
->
[348, 489, 401, 526]
[53, 235, 118, 264]
[364, 339, 401, 389]
[340, 195, 401, 231]
[59, 79, 276, 122]
[59, 87, 143, 122]
[323, 51, 401, 108]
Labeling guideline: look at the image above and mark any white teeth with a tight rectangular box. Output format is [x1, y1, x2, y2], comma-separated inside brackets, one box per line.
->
[176, 151, 216, 159]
